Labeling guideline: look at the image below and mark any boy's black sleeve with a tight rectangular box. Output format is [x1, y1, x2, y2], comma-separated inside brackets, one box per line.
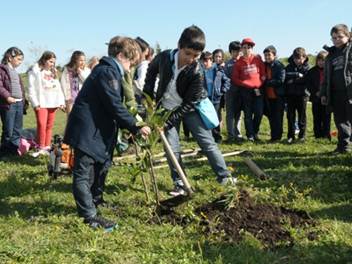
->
[305, 70, 314, 94]
[143, 53, 161, 99]
[221, 70, 231, 94]
[164, 69, 205, 129]
[320, 59, 329, 97]
[96, 68, 139, 134]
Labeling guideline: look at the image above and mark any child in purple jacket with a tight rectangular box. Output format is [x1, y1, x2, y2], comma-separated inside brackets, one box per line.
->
[0, 47, 26, 157]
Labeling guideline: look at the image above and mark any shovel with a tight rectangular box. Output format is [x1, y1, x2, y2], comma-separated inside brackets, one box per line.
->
[157, 129, 194, 209]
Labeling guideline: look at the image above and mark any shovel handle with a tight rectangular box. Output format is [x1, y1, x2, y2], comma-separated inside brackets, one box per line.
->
[159, 130, 193, 195]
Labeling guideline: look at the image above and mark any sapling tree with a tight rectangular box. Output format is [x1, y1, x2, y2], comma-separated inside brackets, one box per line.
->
[128, 94, 171, 205]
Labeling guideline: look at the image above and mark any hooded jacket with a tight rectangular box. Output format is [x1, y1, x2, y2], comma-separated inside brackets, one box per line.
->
[232, 54, 265, 89]
[284, 55, 310, 97]
[203, 64, 230, 104]
[320, 42, 352, 106]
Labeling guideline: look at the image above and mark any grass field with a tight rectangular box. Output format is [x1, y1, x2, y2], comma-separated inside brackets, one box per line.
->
[0, 106, 351, 264]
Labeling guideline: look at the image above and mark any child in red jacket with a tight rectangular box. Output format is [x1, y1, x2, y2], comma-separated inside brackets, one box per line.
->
[232, 38, 266, 141]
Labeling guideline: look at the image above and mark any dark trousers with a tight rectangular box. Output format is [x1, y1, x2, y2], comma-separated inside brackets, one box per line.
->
[312, 101, 331, 139]
[182, 120, 190, 139]
[0, 101, 23, 153]
[266, 97, 284, 140]
[287, 96, 308, 139]
[225, 86, 242, 139]
[72, 148, 110, 218]
[212, 103, 222, 142]
[331, 91, 352, 151]
[240, 88, 263, 138]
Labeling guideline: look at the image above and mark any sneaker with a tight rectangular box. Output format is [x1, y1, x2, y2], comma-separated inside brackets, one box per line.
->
[287, 138, 294, 144]
[31, 148, 50, 158]
[248, 137, 255, 142]
[169, 185, 186, 196]
[84, 215, 117, 232]
[218, 176, 237, 186]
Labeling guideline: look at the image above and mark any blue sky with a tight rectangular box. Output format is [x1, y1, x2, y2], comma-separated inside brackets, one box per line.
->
[1, 0, 351, 72]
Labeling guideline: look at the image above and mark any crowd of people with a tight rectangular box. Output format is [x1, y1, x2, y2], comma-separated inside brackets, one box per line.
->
[0, 23, 351, 231]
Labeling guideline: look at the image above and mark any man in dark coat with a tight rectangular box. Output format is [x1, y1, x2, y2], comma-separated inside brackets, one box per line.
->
[64, 36, 150, 231]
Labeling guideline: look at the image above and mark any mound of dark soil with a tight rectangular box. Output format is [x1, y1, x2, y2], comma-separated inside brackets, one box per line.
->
[196, 190, 315, 248]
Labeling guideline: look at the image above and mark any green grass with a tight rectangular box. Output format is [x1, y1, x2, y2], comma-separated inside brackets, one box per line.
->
[0, 106, 352, 264]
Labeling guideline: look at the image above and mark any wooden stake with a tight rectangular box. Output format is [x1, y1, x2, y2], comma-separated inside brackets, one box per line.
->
[243, 158, 268, 180]
[153, 150, 245, 169]
[159, 130, 193, 195]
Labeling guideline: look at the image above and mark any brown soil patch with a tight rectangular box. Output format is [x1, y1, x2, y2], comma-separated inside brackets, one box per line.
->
[196, 190, 315, 248]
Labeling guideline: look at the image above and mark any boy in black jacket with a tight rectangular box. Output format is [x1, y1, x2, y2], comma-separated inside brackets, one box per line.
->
[284, 47, 310, 143]
[321, 24, 352, 153]
[306, 50, 331, 139]
[143, 26, 235, 196]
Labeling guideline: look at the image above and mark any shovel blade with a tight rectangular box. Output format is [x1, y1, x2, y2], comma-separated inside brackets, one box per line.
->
[159, 195, 191, 208]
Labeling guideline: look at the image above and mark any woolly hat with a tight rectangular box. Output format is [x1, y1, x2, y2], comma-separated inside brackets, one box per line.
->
[241, 38, 255, 47]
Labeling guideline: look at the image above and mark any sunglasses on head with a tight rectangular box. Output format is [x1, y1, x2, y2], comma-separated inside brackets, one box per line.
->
[10, 48, 23, 57]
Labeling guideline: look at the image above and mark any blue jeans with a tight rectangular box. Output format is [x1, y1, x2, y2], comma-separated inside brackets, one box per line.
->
[225, 86, 242, 139]
[165, 111, 231, 186]
[72, 148, 110, 218]
[0, 101, 23, 152]
[240, 88, 263, 138]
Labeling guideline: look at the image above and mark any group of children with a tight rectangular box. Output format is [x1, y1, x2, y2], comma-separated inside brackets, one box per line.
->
[197, 37, 335, 147]
[0, 23, 351, 231]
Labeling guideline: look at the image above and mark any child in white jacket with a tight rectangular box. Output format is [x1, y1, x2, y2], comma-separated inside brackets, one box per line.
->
[28, 51, 65, 156]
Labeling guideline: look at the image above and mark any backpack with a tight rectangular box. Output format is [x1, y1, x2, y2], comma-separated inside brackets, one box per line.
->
[47, 135, 74, 179]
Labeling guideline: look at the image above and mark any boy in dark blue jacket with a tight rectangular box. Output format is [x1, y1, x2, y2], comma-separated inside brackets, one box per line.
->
[284, 47, 310, 143]
[263, 45, 286, 141]
[64, 36, 150, 231]
[200, 51, 230, 143]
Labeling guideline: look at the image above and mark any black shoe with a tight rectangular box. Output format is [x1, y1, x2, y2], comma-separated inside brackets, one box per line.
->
[215, 138, 222, 144]
[234, 136, 245, 142]
[84, 215, 117, 232]
[330, 148, 351, 154]
[94, 199, 117, 209]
